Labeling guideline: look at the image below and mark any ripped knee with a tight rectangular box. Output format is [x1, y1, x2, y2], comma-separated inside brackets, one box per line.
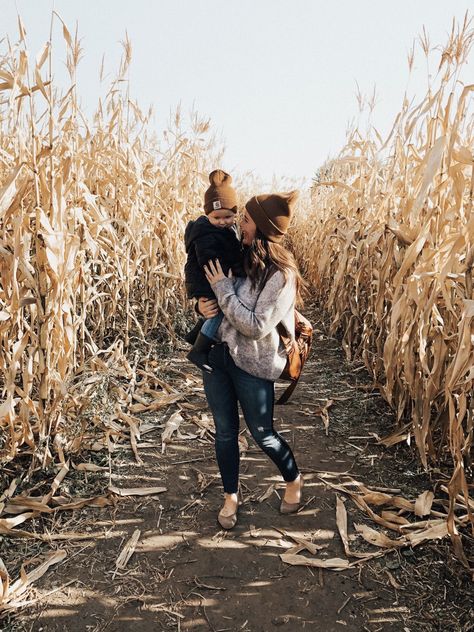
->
[251, 428, 279, 451]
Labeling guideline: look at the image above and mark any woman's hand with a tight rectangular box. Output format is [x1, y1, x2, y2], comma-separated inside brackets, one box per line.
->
[204, 259, 232, 285]
[197, 297, 219, 318]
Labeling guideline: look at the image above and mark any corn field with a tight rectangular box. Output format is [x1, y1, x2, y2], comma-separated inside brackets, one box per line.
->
[0, 11, 473, 571]
[290, 18, 474, 559]
[0, 17, 220, 468]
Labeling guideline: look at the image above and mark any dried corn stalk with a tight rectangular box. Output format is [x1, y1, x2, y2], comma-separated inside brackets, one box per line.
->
[290, 19, 474, 553]
[0, 15, 221, 466]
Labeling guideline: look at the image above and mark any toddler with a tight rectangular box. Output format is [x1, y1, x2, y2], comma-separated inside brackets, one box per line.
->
[184, 170, 243, 372]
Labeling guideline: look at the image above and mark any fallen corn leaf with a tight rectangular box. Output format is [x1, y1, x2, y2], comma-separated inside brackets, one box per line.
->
[161, 411, 184, 453]
[354, 523, 405, 548]
[314, 399, 334, 435]
[257, 483, 276, 503]
[108, 486, 167, 496]
[414, 490, 434, 517]
[72, 462, 109, 472]
[405, 521, 449, 546]
[280, 553, 350, 570]
[115, 529, 140, 572]
[5, 549, 66, 604]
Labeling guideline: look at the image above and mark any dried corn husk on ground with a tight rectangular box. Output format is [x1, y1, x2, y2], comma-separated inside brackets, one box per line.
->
[0, 16, 221, 467]
[0, 549, 67, 614]
[281, 481, 460, 571]
[290, 18, 474, 559]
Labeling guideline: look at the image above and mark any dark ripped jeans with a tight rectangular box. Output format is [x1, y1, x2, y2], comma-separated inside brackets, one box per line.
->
[203, 343, 299, 494]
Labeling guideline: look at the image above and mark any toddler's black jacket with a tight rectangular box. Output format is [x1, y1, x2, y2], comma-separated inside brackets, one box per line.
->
[184, 216, 243, 300]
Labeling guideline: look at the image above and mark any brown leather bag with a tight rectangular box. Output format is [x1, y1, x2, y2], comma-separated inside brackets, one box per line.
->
[276, 309, 313, 404]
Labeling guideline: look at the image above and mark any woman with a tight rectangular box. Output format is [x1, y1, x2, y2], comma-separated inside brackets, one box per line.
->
[198, 190, 305, 529]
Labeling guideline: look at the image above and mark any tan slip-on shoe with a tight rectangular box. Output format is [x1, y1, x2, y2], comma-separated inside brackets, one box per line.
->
[280, 476, 304, 514]
[217, 509, 238, 530]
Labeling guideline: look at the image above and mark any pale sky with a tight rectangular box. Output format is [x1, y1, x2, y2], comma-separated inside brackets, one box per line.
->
[2, 0, 473, 182]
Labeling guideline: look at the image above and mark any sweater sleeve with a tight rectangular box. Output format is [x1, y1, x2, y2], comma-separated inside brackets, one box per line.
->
[212, 271, 295, 340]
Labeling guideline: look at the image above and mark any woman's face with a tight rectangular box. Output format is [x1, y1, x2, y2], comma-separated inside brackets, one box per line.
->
[240, 211, 257, 246]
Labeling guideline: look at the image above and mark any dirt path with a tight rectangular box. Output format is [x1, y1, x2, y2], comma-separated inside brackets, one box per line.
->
[7, 307, 474, 632]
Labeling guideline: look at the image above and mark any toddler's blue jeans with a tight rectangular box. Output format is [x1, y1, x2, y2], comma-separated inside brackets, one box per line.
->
[202, 343, 299, 494]
[201, 312, 224, 340]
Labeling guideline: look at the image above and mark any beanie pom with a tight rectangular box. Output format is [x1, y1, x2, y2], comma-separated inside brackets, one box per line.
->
[285, 190, 299, 205]
[204, 169, 237, 214]
[209, 169, 231, 186]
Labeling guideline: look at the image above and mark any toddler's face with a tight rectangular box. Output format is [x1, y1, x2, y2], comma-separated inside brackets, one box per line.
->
[207, 209, 236, 228]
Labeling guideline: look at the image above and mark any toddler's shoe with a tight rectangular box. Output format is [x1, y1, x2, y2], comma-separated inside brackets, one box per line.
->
[186, 332, 214, 373]
[184, 318, 205, 345]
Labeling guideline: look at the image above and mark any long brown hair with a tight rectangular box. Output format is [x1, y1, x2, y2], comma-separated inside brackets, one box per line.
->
[244, 229, 307, 307]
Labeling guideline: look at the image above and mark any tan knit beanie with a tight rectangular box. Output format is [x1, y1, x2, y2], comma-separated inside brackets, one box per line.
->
[204, 170, 238, 214]
[245, 191, 298, 242]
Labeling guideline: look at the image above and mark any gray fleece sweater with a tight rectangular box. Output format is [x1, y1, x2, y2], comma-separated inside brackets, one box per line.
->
[211, 270, 296, 381]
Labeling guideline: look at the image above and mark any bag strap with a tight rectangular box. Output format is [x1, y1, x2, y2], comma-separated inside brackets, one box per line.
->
[276, 320, 294, 354]
[276, 320, 289, 338]
[276, 317, 299, 405]
[276, 379, 299, 405]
